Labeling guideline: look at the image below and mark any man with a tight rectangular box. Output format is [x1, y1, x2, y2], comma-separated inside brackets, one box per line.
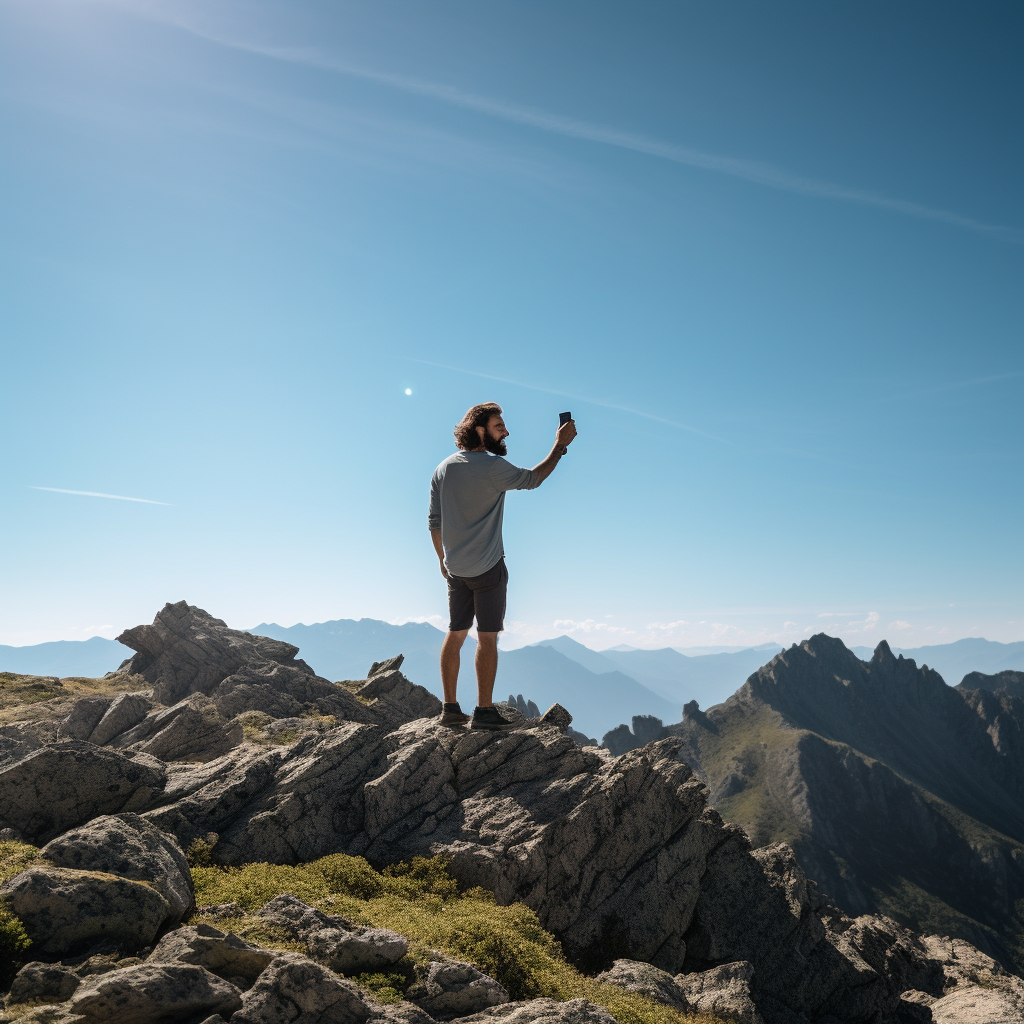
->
[428, 402, 577, 730]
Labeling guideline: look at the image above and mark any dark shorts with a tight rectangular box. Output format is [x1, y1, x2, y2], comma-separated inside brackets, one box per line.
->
[447, 558, 508, 633]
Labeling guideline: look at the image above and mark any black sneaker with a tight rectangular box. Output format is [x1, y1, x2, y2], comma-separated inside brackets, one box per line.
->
[439, 702, 470, 728]
[470, 705, 517, 731]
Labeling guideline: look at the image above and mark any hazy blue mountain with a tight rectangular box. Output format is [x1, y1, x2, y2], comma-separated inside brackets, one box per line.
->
[495, 645, 677, 741]
[528, 635, 621, 675]
[249, 618, 448, 693]
[849, 637, 1024, 685]
[672, 643, 781, 656]
[534, 637, 784, 713]
[0, 636, 131, 678]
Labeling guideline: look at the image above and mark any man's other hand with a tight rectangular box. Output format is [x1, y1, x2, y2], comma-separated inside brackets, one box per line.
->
[439, 560, 450, 580]
[556, 418, 577, 448]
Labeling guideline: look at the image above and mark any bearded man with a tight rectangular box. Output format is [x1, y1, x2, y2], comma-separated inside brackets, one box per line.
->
[428, 402, 577, 729]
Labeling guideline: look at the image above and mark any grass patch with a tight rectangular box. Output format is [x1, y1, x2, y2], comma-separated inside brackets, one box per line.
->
[0, 842, 37, 985]
[0, 673, 150, 726]
[192, 854, 722, 1024]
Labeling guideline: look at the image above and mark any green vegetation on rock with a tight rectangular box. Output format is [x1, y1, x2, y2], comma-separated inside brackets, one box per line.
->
[0, 842, 38, 982]
[192, 853, 721, 1024]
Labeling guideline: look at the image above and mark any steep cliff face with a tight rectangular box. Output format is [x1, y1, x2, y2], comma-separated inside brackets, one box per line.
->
[665, 634, 1024, 970]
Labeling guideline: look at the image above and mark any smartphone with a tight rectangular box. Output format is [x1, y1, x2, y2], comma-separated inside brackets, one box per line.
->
[559, 411, 572, 425]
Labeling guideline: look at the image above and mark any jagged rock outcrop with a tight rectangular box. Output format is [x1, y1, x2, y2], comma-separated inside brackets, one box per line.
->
[911, 934, 1024, 1023]
[109, 693, 243, 763]
[115, 601, 378, 724]
[601, 715, 668, 756]
[0, 741, 166, 843]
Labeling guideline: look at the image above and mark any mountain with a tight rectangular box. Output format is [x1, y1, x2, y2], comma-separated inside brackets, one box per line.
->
[666, 634, 1024, 970]
[673, 643, 782, 656]
[960, 670, 1024, 700]
[494, 645, 676, 741]
[534, 636, 784, 712]
[0, 636, 131, 678]
[850, 637, 1024, 685]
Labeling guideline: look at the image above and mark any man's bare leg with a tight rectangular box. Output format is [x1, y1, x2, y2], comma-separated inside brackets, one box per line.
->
[475, 632, 499, 707]
[441, 630, 469, 704]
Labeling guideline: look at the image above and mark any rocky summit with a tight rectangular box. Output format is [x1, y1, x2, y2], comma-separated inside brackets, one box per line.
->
[0, 603, 1021, 1024]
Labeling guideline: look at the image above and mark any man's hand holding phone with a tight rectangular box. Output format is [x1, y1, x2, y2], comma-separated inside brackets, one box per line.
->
[557, 411, 577, 452]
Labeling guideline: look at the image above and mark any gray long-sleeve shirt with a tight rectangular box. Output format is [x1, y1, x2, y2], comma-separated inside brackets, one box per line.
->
[428, 451, 540, 578]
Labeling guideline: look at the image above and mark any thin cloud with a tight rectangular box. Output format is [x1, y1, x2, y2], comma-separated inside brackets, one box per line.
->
[410, 357, 729, 442]
[114, 2, 1021, 242]
[30, 486, 172, 505]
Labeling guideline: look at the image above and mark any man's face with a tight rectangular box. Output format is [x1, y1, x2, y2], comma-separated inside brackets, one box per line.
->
[479, 414, 509, 456]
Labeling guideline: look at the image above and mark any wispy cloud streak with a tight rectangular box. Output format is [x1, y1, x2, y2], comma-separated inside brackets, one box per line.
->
[410, 357, 729, 442]
[30, 486, 172, 505]
[115, 2, 1020, 242]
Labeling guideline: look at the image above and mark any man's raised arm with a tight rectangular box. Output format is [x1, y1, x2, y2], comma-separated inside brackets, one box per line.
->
[529, 418, 577, 486]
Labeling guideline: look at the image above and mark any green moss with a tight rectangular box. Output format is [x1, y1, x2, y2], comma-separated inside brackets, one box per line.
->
[352, 970, 407, 1004]
[192, 854, 723, 1023]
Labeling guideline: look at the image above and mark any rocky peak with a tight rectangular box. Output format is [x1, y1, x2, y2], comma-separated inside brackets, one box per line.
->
[735, 632, 1024, 842]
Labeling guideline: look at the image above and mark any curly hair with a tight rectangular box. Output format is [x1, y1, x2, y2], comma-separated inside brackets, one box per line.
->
[454, 402, 502, 450]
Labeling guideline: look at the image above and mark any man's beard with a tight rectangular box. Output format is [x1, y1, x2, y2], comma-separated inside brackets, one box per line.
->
[483, 434, 507, 456]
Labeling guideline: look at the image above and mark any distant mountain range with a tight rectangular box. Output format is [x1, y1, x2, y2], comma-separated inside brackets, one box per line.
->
[3, 623, 1023, 743]
[0, 636, 133, 678]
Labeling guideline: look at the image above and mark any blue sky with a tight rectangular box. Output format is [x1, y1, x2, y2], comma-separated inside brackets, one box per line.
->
[1, 0, 1021, 651]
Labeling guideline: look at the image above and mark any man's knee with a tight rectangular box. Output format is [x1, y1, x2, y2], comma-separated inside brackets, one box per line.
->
[444, 629, 470, 649]
[477, 631, 499, 649]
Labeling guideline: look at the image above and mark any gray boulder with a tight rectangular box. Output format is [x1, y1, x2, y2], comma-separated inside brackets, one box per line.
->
[8, 961, 81, 1004]
[407, 956, 509, 1019]
[594, 959, 690, 1011]
[675, 962, 763, 1024]
[70, 962, 242, 1024]
[1, 865, 171, 955]
[88, 692, 152, 746]
[0, 741, 165, 844]
[0, 723, 46, 768]
[257, 895, 408, 974]
[457, 998, 618, 1023]
[56, 696, 113, 741]
[148, 923, 276, 983]
[230, 952, 373, 1024]
[40, 812, 194, 922]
